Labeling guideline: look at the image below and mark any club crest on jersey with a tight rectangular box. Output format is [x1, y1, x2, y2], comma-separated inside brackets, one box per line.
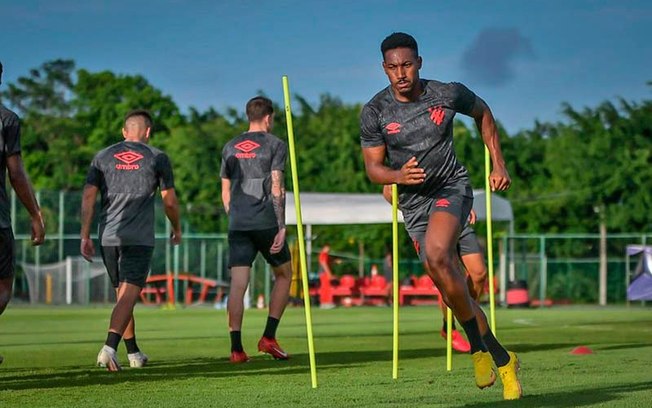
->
[114, 151, 143, 170]
[234, 140, 260, 159]
[435, 198, 450, 208]
[428, 106, 445, 126]
[385, 122, 401, 135]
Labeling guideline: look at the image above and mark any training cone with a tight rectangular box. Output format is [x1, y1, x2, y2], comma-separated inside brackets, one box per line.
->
[570, 346, 593, 355]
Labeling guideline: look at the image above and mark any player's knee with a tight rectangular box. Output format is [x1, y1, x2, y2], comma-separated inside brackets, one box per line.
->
[273, 262, 292, 280]
[425, 246, 454, 276]
[471, 268, 488, 285]
[228, 279, 250, 297]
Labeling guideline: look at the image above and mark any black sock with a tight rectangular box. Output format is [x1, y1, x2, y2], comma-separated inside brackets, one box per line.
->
[105, 331, 122, 351]
[441, 318, 457, 333]
[230, 331, 243, 352]
[482, 330, 510, 367]
[124, 337, 140, 354]
[460, 317, 487, 353]
[263, 316, 280, 339]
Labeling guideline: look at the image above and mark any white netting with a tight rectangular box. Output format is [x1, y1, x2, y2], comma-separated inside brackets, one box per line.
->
[21, 257, 114, 304]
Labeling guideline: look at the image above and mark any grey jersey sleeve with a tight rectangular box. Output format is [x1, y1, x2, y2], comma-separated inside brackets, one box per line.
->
[155, 153, 175, 190]
[271, 140, 287, 171]
[2, 113, 21, 157]
[220, 147, 229, 179]
[85, 155, 103, 187]
[360, 104, 385, 148]
[449, 82, 477, 116]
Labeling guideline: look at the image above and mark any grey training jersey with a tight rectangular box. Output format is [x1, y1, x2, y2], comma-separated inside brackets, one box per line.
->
[86, 141, 175, 246]
[221, 131, 287, 231]
[0, 104, 22, 229]
[360, 80, 476, 211]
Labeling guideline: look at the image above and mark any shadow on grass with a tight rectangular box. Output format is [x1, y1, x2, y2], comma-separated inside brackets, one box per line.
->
[455, 380, 652, 407]
[0, 346, 427, 392]
[594, 343, 651, 352]
[1, 339, 593, 392]
[0, 356, 308, 391]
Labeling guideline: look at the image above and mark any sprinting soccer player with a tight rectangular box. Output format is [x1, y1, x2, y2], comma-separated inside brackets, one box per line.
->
[0, 61, 46, 366]
[80, 109, 181, 371]
[383, 185, 487, 353]
[360, 33, 522, 400]
[221, 96, 293, 363]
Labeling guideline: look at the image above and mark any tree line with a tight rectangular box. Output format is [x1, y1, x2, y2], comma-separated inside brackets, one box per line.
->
[2, 59, 651, 259]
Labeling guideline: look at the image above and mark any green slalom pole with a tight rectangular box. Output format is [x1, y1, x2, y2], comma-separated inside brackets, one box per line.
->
[446, 308, 453, 371]
[484, 146, 497, 333]
[391, 184, 399, 379]
[282, 75, 318, 388]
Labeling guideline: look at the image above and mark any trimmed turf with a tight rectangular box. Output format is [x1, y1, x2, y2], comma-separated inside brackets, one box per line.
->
[1, 304, 651, 407]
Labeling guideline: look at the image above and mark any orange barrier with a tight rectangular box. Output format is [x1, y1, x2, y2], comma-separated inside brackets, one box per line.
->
[141, 273, 229, 306]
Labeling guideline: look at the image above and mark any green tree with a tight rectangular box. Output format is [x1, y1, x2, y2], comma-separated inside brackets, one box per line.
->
[74, 69, 183, 152]
[0, 59, 85, 189]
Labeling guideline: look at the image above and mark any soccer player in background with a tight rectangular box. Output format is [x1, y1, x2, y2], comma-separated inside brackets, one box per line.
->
[360, 33, 522, 400]
[221, 96, 293, 363]
[383, 185, 488, 353]
[0, 61, 46, 365]
[80, 110, 181, 371]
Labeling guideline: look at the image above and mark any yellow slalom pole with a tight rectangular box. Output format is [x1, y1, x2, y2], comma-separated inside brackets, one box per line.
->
[391, 184, 399, 379]
[446, 307, 453, 371]
[484, 146, 496, 333]
[282, 75, 318, 388]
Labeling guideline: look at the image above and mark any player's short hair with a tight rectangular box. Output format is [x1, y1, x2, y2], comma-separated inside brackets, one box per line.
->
[246, 96, 274, 122]
[0, 61, 3, 74]
[124, 109, 153, 128]
[381, 32, 419, 59]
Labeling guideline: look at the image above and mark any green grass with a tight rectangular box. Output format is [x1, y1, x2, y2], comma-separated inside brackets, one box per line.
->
[1, 304, 651, 407]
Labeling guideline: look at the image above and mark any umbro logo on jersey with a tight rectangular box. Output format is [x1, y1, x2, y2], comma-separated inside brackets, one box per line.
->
[114, 151, 143, 170]
[428, 106, 445, 126]
[435, 198, 450, 208]
[235, 140, 260, 159]
[385, 122, 401, 135]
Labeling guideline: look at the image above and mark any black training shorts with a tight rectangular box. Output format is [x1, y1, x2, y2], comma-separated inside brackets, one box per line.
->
[404, 180, 474, 262]
[228, 227, 291, 268]
[0, 228, 15, 279]
[458, 223, 482, 256]
[100, 245, 154, 288]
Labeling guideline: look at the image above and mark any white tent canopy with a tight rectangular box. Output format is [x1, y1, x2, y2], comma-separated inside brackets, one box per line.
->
[286, 191, 514, 290]
[286, 190, 513, 226]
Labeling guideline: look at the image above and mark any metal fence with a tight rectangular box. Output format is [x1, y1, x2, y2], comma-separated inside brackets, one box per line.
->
[9, 190, 651, 306]
[500, 233, 651, 305]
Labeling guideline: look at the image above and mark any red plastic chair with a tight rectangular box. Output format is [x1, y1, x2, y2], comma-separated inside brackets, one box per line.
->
[360, 275, 391, 305]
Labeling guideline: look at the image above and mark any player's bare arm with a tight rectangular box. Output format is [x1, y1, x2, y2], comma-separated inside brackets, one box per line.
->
[161, 188, 182, 245]
[221, 178, 231, 214]
[269, 169, 286, 254]
[7, 154, 44, 245]
[80, 184, 98, 261]
[362, 145, 425, 185]
[470, 97, 510, 191]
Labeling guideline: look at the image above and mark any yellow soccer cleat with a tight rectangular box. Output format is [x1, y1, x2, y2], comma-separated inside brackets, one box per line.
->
[472, 351, 496, 389]
[498, 351, 523, 400]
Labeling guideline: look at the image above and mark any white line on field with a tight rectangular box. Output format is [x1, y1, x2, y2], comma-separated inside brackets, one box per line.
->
[513, 319, 537, 326]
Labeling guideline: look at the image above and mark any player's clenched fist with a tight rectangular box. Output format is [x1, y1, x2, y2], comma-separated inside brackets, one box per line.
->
[398, 156, 426, 185]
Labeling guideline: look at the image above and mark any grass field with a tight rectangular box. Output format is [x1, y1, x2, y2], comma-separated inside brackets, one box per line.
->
[1, 304, 651, 407]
